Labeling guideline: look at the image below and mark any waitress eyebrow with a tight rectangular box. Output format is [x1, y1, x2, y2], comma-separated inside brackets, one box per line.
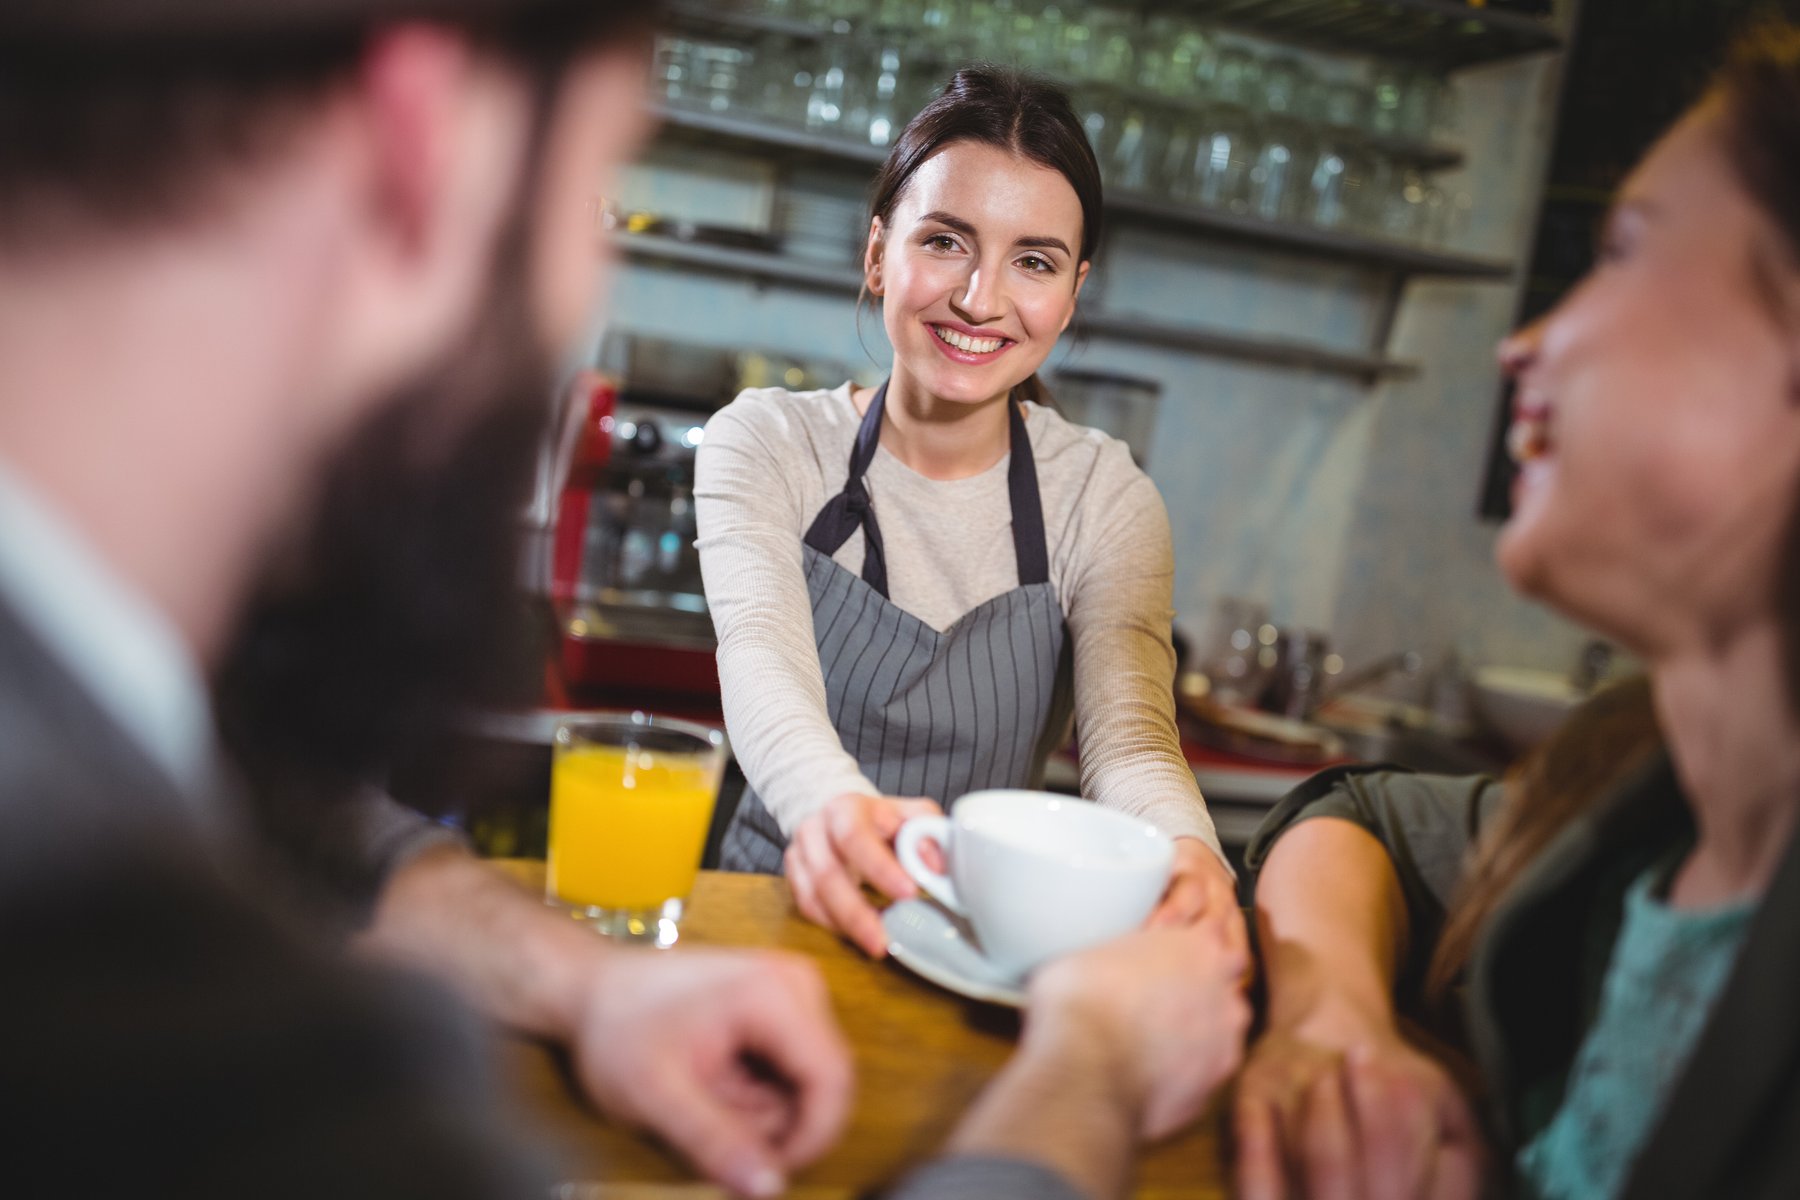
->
[1014, 235, 1071, 254]
[919, 211, 979, 237]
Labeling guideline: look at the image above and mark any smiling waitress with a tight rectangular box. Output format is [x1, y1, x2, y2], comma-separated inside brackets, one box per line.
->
[695, 66, 1235, 957]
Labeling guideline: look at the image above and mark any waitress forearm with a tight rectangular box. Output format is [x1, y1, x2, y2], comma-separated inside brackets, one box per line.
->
[714, 634, 880, 828]
[1063, 488, 1222, 859]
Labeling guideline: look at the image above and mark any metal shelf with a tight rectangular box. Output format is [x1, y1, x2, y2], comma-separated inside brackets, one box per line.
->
[1170, 0, 1561, 70]
[620, 234, 1416, 381]
[1107, 190, 1513, 278]
[668, 1, 1561, 71]
[652, 104, 888, 167]
[623, 234, 866, 293]
[650, 106, 1512, 279]
[1079, 311, 1416, 381]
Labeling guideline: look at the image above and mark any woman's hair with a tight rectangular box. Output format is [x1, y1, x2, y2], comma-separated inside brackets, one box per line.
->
[1423, 676, 1663, 1016]
[1714, 18, 1800, 266]
[865, 64, 1101, 407]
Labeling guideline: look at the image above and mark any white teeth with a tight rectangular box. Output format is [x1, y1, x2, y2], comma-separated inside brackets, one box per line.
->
[1507, 418, 1551, 465]
[933, 325, 1004, 354]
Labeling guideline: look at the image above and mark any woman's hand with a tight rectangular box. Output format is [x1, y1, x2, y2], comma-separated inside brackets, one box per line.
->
[1150, 837, 1242, 929]
[785, 792, 943, 957]
[1233, 1016, 1486, 1200]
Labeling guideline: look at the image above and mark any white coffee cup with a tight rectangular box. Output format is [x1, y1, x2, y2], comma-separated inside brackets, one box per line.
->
[893, 789, 1175, 979]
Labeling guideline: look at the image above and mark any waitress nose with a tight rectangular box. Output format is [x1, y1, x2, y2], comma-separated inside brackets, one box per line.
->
[953, 260, 1007, 326]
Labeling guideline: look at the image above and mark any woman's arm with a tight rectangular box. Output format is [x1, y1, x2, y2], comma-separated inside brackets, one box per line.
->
[696, 395, 932, 955]
[1062, 466, 1220, 848]
[1059, 461, 1230, 921]
[1235, 774, 1501, 1200]
[694, 397, 880, 827]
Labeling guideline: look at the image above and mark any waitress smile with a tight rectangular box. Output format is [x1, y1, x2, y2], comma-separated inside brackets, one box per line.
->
[696, 66, 1235, 956]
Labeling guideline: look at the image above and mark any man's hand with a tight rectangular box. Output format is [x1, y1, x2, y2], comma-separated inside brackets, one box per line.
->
[360, 848, 854, 1199]
[785, 792, 943, 957]
[1233, 1020, 1485, 1200]
[572, 947, 855, 1200]
[1030, 915, 1253, 1141]
[938, 914, 1252, 1200]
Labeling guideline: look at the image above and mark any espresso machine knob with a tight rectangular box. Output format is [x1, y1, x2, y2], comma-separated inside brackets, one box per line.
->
[628, 420, 663, 456]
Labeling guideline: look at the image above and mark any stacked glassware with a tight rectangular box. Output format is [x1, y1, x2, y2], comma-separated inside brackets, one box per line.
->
[653, 0, 1475, 250]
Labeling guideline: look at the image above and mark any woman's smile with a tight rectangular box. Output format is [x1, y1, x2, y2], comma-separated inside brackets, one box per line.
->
[928, 320, 1015, 363]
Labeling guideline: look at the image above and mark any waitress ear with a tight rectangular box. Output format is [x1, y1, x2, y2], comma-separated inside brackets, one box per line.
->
[864, 217, 888, 296]
[1058, 261, 1092, 335]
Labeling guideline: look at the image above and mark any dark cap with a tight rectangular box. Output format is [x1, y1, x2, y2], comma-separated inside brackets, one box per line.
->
[1, 0, 596, 39]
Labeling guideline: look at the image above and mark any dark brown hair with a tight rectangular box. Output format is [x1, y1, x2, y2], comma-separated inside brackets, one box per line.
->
[866, 64, 1101, 407]
[1715, 17, 1800, 263]
[0, 2, 655, 250]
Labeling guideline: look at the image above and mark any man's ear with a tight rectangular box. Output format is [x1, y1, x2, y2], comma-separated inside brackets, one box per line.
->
[358, 24, 478, 257]
[321, 24, 528, 428]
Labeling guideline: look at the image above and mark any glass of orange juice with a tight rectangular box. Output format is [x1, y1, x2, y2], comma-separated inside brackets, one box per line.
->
[546, 713, 726, 947]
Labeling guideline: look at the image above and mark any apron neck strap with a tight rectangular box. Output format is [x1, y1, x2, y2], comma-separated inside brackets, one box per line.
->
[803, 381, 1050, 599]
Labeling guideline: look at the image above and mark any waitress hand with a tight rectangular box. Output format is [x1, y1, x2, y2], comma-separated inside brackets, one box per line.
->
[1150, 838, 1245, 939]
[786, 793, 944, 958]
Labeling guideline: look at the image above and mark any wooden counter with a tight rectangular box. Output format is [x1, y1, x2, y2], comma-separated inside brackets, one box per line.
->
[491, 865, 1229, 1199]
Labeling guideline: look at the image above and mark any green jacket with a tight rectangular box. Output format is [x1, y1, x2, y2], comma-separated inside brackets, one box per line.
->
[1246, 755, 1800, 1199]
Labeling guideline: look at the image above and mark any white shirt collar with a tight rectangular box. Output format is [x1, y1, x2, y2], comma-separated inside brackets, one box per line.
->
[0, 458, 217, 802]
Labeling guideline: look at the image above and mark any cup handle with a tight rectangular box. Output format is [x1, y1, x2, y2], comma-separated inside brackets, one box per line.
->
[894, 815, 962, 916]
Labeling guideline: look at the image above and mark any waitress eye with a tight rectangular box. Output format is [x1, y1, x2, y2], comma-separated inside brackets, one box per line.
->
[1018, 254, 1054, 273]
[925, 233, 960, 252]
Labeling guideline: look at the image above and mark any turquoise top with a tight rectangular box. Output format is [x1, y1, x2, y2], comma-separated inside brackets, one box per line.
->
[1516, 862, 1754, 1200]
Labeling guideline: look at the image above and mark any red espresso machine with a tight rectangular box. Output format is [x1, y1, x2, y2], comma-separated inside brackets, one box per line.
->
[545, 371, 722, 717]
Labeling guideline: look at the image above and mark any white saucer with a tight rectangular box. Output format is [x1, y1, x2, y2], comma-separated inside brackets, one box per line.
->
[882, 898, 1027, 1008]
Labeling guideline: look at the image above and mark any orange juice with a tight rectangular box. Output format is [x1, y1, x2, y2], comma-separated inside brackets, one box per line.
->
[547, 743, 717, 911]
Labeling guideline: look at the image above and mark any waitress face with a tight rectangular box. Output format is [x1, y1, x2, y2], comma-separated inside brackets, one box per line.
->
[1496, 100, 1800, 656]
[865, 139, 1090, 405]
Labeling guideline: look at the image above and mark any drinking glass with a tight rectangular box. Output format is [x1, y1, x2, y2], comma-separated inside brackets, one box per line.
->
[546, 713, 728, 947]
[1193, 105, 1256, 214]
[1302, 137, 1370, 232]
[692, 41, 750, 115]
[652, 34, 697, 108]
[1084, 8, 1134, 85]
[1249, 117, 1311, 223]
[1137, 15, 1212, 99]
[860, 39, 907, 147]
[1208, 42, 1264, 110]
[1373, 158, 1429, 242]
[1107, 96, 1170, 195]
[806, 62, 849, 132]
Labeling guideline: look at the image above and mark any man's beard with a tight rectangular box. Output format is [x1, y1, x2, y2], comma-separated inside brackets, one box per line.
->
[214, 244, 558, 806]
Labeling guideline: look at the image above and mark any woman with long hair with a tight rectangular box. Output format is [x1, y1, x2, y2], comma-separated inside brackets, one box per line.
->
[1235, 20, 1800, 1200]
[695, 66, 1236, 954]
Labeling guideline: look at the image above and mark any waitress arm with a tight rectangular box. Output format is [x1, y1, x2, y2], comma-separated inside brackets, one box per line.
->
[1059, 459, 1225, 866]
[695, 399, 880, 832]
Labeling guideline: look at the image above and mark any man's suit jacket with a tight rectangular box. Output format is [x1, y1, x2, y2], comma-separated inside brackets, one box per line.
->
[0, 599, 551, 1199]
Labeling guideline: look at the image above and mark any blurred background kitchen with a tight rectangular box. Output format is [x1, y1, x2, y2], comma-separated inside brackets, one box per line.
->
[395, 0, 1770, 864]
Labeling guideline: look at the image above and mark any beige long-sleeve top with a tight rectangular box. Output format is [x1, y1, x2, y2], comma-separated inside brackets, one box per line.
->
[695, 383, 1222, 858]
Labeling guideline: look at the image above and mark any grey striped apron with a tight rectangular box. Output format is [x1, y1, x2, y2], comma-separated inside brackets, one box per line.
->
[720, 382, 1073, 874]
